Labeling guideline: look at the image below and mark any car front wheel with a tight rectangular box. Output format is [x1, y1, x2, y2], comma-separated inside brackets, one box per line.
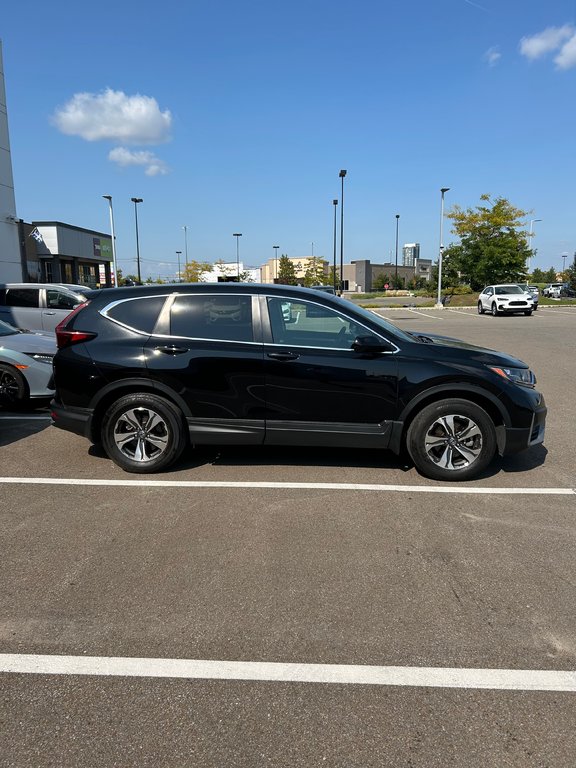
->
[0, 364, 28, 405]
[406, 399, 497, 481]
[491, 302, 499, 316]
[477, 301, 484, 315]
[102, 393, 187, 473]
[524, 310, 533, 316]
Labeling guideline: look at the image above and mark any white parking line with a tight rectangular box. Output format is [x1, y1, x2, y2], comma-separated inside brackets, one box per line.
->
[0, 477, 573, 495]
[1, 654, 575, 692]
[0, 416, 51, 421]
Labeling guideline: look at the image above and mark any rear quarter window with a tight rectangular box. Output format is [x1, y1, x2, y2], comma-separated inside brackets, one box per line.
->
[5, 288, 40, 307]
[105, 296, 167, 334]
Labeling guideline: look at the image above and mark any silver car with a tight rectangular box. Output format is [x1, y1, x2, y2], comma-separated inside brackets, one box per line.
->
[0, 320, 56, 405]
[0, 283, 83, 332]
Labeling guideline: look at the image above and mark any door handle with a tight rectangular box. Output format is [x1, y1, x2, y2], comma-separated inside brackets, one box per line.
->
[154, 345, 189, 355]
[43, 311, 56, 315]
[267, 351, 299, 361]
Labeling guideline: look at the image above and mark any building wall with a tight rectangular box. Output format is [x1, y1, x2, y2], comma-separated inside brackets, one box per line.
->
[0, 41, 22, 281]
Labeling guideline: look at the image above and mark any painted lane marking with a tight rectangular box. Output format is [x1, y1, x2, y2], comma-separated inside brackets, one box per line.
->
[0, 416, 51, 421]
[0, 477, 573, 494]
[1, 654, 575, 691]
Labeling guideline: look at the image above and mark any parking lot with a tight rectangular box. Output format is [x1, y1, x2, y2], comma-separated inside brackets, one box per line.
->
[1, 306, 575, 766]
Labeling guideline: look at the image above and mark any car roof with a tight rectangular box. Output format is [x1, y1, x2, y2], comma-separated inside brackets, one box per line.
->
[86, 283, 346, 303]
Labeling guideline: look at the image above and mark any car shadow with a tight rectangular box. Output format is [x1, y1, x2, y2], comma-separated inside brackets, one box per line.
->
[0, 402, 52, 448]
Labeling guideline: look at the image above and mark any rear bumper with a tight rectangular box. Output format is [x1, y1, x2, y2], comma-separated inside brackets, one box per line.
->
[50, 400, 93, 440]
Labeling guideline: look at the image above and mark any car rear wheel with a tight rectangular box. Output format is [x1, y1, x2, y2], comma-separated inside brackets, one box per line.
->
[406, 399, 497, 481]
[491, 302, 499, 317]
[0, 364, 28, 405]
[477, 301, 484, 315]
[102, 393, 187, 473]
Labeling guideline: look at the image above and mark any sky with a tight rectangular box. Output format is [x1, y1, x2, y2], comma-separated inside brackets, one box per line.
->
[3, 0, 576, 281]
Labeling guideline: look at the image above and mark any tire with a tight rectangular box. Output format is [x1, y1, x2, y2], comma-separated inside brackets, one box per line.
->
[0, 363, 28, 405]
[406, 399, 497, 481]
[491, 302, 499, 317]
[101, 393, 187, 473]
[477, 301, 484, 315]
[524, 310, 532, 316]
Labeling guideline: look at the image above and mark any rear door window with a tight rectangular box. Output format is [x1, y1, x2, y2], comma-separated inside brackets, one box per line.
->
[170, 295, 254, 342]
[46, 289, 81, 310]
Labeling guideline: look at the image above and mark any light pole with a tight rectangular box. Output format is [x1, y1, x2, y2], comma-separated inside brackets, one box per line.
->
[182, 225, 189, 269]
[339, 170, 347, 295]
[176, 250, 182, 282]
[435, 188, 450, 309]
[527, 219, 542, 274]
[332, 199, 338, 292]
[131, 197, 143, 284]
[273, 245, 279, 283]
[102, 195, 118, 287]
[562, 252, 568, 276]
[394, 214, 400, 287]
[233, 233, 242, 281]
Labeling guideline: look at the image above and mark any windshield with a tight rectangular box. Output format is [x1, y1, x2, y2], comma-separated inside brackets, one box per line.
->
[495, 285, 526, 295]
[0, 319, 19, 337]
[343, 301, 415, 343]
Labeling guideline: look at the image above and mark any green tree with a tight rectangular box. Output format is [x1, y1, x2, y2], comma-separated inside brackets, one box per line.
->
[182, 259, 213, 282]
[372, 273, 391, 291]
[277, 254, 298, 285]
[446, 194, 531, 290]
[531, 267, 545, 283]
[431, 244, 462, 289]
[566, 254, 576, 291]
[302, 257, 327, 287]
[543, 267, 558, 283]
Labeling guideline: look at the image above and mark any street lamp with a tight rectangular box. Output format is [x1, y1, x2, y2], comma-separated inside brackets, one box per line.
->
[182, 225, 189, 268]
[332, 199, 338, 292]
[394, 214, 400, 287]
[435, 188, 450, 309]
[233, 233, 242, 281]
[273, 245, 279, 283]
[527, 219, 542, 273]
[175, 250, 182, 282]
[339, 170, 347, 295]
[562, 252, 568, 275]
[130, 197, 143, 283]
[102, 195, 118, 287]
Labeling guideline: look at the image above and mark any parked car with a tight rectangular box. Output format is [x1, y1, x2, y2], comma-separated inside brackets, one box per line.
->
[51, 284, 546, 481]
[0, 283, 84, 332]
[0, 319, 56, 405]
[517, 284, 539, 310]
[542, 283, 565, 297]
[559, 286, 576, 298]
[477, 284, 535, 316]
[310, 285, 337, 294]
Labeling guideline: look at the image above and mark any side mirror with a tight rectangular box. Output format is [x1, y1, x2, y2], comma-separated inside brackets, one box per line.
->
[352, 335, 395, 354]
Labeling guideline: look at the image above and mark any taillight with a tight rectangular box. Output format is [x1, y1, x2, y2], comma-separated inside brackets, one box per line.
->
[55, 301, 97, 349]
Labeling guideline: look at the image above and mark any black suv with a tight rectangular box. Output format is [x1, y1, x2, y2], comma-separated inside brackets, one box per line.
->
[51, 284, 546, 480]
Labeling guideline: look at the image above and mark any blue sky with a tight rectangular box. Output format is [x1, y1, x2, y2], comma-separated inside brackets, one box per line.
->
[3, 0, 576, 280]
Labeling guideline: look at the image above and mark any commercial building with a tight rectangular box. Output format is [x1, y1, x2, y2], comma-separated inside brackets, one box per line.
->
[0, 40, 21, 282]
[402, 243, 420, 267]
[261, 256, 328, 284]
[343, 258, 433, 293]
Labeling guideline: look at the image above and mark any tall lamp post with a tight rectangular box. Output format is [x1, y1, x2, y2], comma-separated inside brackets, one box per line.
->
[394, 214, 400, 287]
[102, 195, 118, 287]
[233, 233, 242, 281]
[435, 187, 450, 309]
[339, 170, 347, 295]
[273, 245, 279, 283]
[182, 225, 189, 269]
[562, 252, 568, 276]
[332, 199, 338, 292]
[130, 197, 143, 283]
[175, 250, 182, 282]
[527, 219, 542, 274]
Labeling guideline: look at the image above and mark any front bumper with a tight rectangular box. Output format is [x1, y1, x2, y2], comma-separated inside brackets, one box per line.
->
[497, 397, 547, 455]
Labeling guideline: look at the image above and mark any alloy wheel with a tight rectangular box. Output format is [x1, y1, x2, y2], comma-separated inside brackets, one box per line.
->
[423, 414, 483, 471]
[113, 407, 170, 463]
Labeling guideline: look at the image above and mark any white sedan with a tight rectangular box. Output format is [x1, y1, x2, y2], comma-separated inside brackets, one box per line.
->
[477, 285, 535, 316]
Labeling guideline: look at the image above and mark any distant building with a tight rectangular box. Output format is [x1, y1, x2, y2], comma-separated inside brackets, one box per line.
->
[200, 261, 261, 283]
[261, 256, 328, 284]
[402, 243, 420, 267]
[0, 41, 21, 282]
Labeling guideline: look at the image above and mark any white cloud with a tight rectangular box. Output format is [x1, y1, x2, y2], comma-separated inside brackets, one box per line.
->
[519, 24, 574, 61]
[483, 47, 501, 67]
[52, 88, 172, 144]
[108, 147, 169, 176]
[555, 32, 576, 69]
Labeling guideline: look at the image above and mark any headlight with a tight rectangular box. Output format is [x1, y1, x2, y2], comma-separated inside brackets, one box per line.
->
[489, 366, 536, 387]
[25, 353, 54, 365]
